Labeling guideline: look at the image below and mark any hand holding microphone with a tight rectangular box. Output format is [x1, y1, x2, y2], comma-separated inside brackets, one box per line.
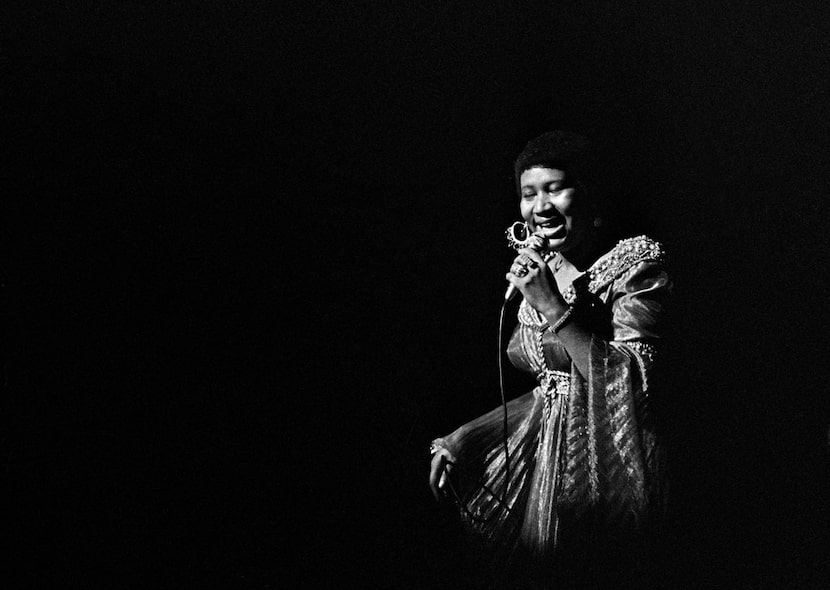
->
[504, 222, 567, 316]
[504, 222, 548, 302]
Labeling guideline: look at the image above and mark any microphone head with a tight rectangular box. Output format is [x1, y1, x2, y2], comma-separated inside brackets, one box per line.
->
[526, 234, 547, 252]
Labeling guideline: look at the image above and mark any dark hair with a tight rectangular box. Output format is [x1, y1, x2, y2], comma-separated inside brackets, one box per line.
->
[514, 130, 601, 192]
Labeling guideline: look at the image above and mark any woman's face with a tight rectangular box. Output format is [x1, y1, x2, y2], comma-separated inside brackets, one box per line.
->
[519, 167, 592, 254]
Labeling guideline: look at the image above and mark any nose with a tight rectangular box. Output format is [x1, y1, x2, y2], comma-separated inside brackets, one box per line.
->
[532, 191, 555, 215]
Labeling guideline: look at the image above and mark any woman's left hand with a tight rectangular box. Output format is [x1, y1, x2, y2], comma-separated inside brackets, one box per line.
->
[507, 248, 568, 316]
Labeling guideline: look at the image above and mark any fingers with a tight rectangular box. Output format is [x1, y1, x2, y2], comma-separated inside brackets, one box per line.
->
[508, 247, 556, 302]
[429, 450, 454, 501]
[429, 453, 446, 500]
[510, 262, 529, 277]
[519, 247, 546, 268]
[506, 267, 527, 288]
[509, 251, 539, 282]
[512, 250, 544, 274]
[516, 254, 536, 270]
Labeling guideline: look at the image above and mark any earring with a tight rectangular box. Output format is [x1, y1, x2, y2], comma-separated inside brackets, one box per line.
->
[592, 217, 603, 228]
[506, 221, 532, 250]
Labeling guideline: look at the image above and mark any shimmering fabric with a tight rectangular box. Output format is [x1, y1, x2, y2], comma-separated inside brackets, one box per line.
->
[432, 235, 670, 588]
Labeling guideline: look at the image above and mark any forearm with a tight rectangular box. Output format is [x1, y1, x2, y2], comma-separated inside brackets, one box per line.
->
[541, 304, 593, 379]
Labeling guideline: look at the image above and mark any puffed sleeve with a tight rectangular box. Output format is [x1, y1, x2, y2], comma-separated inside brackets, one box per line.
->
[609, 260, 671, 343]
[557, 256, 671, 534]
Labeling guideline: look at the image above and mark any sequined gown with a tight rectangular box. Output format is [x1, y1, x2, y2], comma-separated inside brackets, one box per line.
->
[432, 236, 671, 589]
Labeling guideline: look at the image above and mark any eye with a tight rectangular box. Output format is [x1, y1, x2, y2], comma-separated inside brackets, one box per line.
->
[521, 192, 535, 200]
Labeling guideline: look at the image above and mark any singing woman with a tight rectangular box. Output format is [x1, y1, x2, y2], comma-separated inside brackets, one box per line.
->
[429, 131, 672, 589]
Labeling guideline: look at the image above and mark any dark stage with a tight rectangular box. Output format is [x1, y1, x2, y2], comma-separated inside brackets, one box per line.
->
[5, 2, 829, 588]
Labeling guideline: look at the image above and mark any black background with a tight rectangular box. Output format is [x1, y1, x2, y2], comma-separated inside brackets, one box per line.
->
[5, 1, 829, 588]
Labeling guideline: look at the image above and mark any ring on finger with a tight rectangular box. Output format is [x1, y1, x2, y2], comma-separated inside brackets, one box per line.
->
[517, 254, 537, 268]
[512, 263, 529, 277]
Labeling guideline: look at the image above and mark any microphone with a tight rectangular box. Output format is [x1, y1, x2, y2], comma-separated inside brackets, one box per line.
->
[504, 226, 548, 301]
[504, 281, 521, 302]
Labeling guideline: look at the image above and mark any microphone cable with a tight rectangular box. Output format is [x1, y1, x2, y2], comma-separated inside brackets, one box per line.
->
[498, 299, 510, 509]
[436, 297, 515, 523]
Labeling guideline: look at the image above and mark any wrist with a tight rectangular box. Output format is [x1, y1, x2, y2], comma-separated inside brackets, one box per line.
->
[540, 300, 569, 323]
[549, 306, 576, 333]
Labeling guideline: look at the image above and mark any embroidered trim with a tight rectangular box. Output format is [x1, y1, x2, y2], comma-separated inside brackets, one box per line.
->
[612, 340, 658, 392]
[536, 369, 570, 396]
[620, 340, 657, 361]
[561, 235, 665, 304]
[535, 369, 570, 418]
[518, 298, 547, 327]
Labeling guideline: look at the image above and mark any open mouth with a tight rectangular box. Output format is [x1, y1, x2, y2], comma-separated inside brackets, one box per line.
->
[534, 219, 566, 237]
